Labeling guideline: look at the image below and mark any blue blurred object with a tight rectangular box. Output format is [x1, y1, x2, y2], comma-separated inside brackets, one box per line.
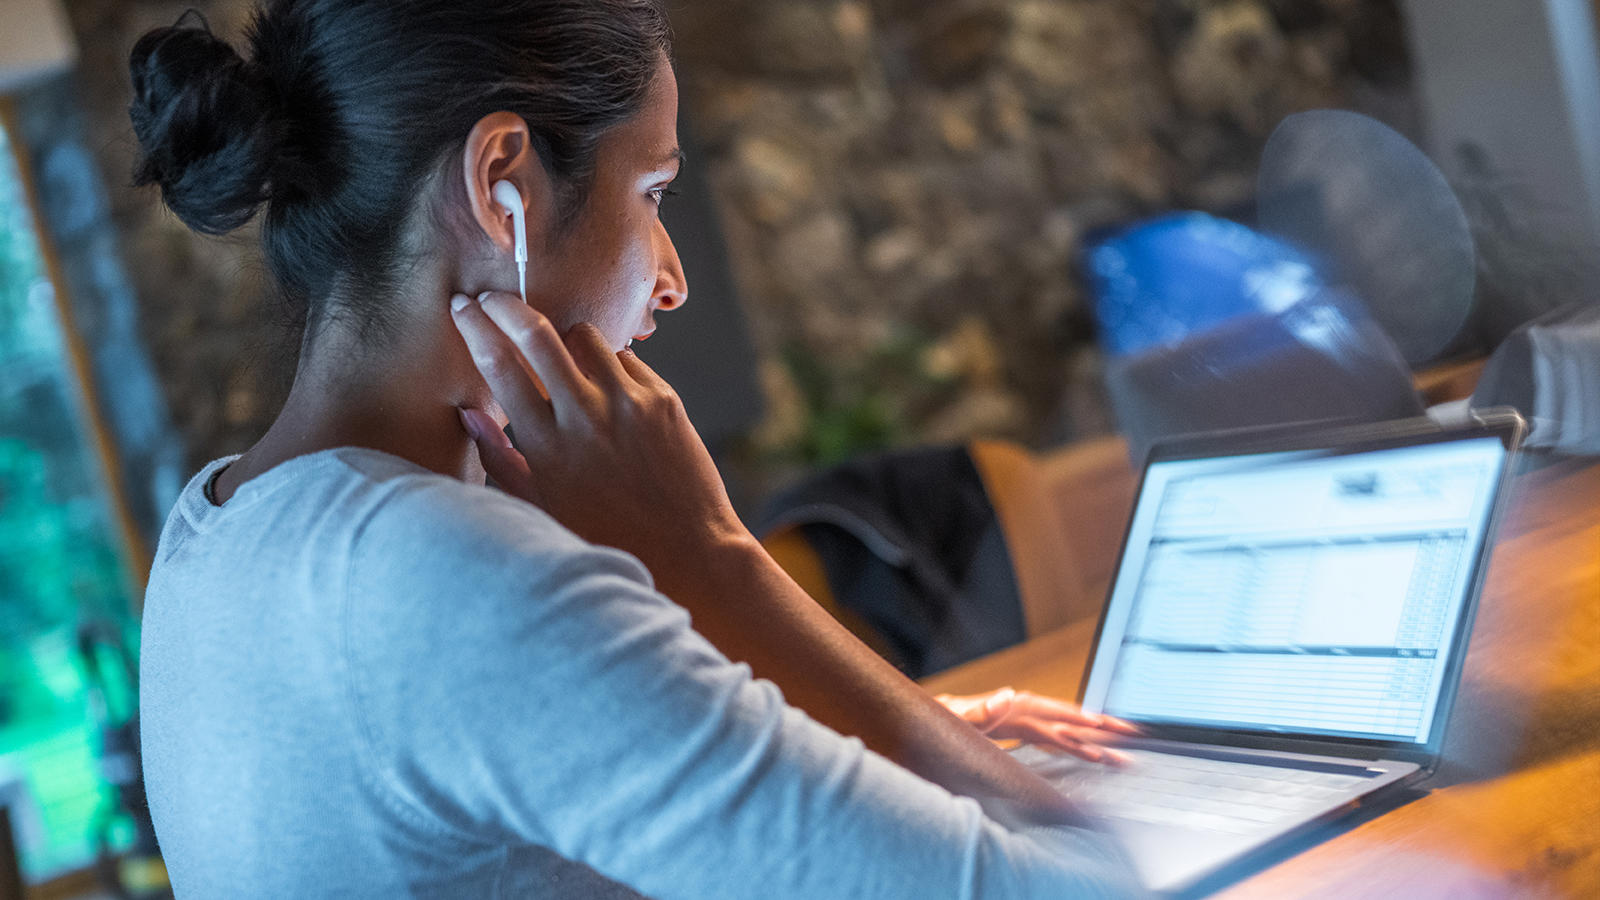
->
[1084, 212, 1327, 358]
[1081, 212, 1424, 464]
[1077, 111, 1476, 461]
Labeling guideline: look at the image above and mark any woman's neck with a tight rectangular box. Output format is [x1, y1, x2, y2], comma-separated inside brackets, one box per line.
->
[211, 306, 494, 503]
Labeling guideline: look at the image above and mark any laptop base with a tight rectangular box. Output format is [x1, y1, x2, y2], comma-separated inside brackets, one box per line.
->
[1011, 742, 1420, 894]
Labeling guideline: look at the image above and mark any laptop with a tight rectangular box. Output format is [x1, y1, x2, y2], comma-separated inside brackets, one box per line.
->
[1011, 410, 1525, 895]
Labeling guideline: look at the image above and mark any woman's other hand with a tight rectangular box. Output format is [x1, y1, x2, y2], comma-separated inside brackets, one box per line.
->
[935, 688, 1141, 765]
[449, 291, 750, 573]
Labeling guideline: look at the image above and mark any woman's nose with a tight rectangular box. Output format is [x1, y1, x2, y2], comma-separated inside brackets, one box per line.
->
[653, 221, 688, 311]
[655, 282, 687, 311]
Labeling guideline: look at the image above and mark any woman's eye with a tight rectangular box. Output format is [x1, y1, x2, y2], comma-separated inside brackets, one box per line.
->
[650, 187, 680, 206]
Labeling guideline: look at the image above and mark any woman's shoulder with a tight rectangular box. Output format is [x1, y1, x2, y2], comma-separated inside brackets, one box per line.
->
[339, 450, 654, 604]
[345, 451, 564, 538]
[337, 453, 670, 693]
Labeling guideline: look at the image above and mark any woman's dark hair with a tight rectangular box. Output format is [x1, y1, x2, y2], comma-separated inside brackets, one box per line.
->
[128, 1, 672, 346]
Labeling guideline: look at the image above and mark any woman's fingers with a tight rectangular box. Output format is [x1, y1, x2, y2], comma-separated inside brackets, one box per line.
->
[458, 406, 533, 494]
[470, 292, 595, 420]
[562, 322, 629, 389]
[948, 688, 1110, 732]
[1005, 692, 1105, 729]
[935, 688, 1016, 733]
[991, 691, 1144, 736]
[1039, 722, 1132, 766]
[1008, 692, 1142, 734]
[616, 343, 672, 391]
[1001, 718, 1135, 766]
[451, 295, 556, 435]
[937, 688, 1140, 765]
[1100, 715, 1142, 736]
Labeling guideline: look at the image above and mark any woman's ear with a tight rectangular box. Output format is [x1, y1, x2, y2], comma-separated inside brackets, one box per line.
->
[462, 111, 550, 259]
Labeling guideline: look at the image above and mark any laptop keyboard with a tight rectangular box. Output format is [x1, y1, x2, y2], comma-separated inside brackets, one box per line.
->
[1046, 749, 1374, 835]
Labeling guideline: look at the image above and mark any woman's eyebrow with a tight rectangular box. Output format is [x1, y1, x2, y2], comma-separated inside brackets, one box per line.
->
[656, 147, 686, 170]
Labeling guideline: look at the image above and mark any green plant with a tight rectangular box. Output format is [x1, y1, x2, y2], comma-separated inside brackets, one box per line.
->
[773, 327, 963, 466]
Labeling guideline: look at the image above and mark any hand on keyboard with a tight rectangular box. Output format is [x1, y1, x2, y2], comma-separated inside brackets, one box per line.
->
[935, 687, 1142, 765]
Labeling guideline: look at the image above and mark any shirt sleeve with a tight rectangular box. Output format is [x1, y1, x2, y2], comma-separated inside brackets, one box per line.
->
[342, 476, 1141, 899]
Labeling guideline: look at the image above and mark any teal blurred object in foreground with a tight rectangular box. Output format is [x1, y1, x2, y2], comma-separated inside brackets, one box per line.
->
[0, 109, 140, 884]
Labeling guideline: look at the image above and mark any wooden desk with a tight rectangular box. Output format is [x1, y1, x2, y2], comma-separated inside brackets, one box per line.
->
[925, 453, 1600, 898]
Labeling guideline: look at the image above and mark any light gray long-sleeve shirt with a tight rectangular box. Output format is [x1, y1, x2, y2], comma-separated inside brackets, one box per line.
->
[140, 446, 1139, 898]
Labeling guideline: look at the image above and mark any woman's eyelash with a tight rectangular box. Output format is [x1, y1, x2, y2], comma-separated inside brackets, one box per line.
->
[652, 187, 680, 203]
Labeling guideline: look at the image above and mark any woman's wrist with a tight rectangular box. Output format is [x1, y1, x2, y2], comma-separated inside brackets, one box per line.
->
[636, 514, 758, 593]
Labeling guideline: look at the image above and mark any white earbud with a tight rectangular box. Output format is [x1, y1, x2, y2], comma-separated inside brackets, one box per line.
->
[491, 180, 527, 302]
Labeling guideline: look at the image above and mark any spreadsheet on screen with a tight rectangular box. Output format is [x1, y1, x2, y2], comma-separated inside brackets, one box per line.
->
[1082, 438, 1506, 744]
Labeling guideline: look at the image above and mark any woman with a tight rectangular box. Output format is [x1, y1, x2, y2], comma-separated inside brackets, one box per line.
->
[131, 1, 1141, 896]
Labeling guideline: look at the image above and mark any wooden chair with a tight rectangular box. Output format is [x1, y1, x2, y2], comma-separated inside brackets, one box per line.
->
[759, 437, 1140, 664]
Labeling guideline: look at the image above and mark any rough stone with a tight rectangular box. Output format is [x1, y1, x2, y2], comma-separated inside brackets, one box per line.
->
[906, 3, 1014, 86]
[43, 0, 1416, 485]
[1172, 1, 1294, 130]
[729, 136, 820, 226]
[673, 1, 876, 83]
[864, 227, 921, 275]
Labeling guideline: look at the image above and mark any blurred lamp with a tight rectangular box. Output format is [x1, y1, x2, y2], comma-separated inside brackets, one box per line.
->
[0, 0, 77, 94]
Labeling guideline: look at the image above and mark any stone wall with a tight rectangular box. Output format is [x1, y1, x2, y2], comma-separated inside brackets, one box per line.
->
[669, 0, 1415, 461]
[49, 0, 1413, 491]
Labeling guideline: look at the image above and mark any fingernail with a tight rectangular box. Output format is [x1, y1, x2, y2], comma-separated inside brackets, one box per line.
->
[451, 294, 470, 312]
[456, 407, 480, 439]
[477, 291, 493, 304]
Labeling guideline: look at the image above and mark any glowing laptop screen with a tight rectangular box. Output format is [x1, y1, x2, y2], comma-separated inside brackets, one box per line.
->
[1080, 437, 1506, 744]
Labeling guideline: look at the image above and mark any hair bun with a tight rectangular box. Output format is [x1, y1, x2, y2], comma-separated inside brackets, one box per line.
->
[129, 17, 282, 235]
